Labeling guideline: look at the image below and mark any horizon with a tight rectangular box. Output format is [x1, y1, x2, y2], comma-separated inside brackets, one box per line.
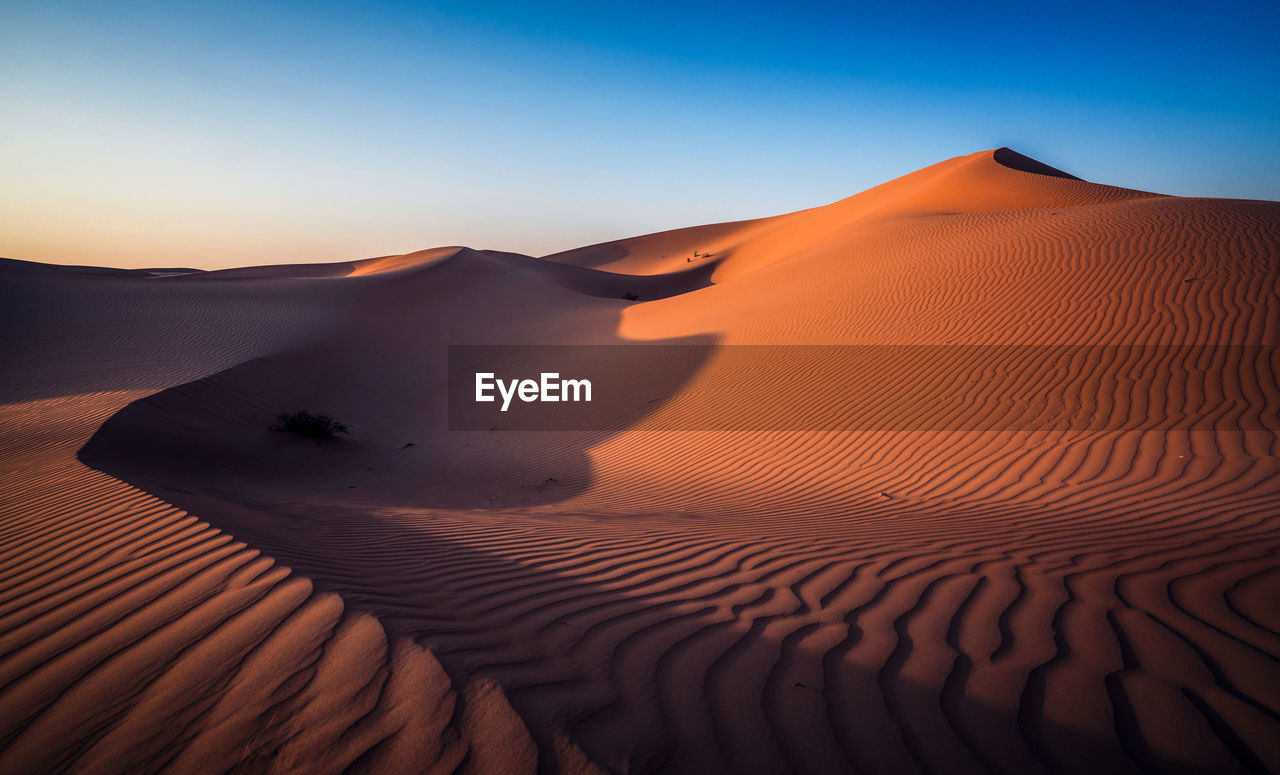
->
[3, 0, 1279, 270]
[1, 146, 1087, 271]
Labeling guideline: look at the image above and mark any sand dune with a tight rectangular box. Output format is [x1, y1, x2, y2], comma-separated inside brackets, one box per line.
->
[2, 148, 1278, 773]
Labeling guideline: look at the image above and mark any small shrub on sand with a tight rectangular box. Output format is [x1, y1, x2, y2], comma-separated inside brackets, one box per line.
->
[622, 292, 639, 301]
[271, 410, 349, 439]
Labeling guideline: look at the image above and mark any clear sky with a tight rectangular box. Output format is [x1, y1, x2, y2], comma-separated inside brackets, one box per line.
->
[2, 0, 1278, 269]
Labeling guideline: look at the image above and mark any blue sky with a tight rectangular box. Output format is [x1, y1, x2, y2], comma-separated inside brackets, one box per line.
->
[2, 0, 1278, 268]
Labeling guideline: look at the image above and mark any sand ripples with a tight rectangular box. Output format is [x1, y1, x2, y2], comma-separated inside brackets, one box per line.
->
[3, 149, 1277, 772]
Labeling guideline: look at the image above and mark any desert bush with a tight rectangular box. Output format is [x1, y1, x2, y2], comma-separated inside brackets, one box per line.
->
[271, 410, 349, 439]
[622, 292, 639, 301]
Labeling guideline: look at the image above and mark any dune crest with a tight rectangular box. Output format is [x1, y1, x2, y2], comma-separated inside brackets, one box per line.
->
[545, 148, 1151, 283]
[992, 146, 1081, 179]
[3, 149, 1278, 773]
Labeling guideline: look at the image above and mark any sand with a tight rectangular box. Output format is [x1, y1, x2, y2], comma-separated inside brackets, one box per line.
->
[1, 148, 1277, 773]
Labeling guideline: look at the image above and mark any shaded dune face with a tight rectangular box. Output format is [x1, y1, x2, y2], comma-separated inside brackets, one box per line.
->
[2, 148, 1278, 773]
[991, 146, 1081, 180]
[79, 250, 718, 513]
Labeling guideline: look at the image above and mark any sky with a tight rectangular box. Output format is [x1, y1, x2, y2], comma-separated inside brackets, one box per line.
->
[2, 0, 1278, 269]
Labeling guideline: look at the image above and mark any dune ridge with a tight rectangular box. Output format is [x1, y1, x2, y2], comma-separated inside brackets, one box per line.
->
[2, 148, 1278, 773]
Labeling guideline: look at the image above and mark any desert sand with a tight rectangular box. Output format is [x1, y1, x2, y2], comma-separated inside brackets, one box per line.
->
[1, 148, 1278, 773]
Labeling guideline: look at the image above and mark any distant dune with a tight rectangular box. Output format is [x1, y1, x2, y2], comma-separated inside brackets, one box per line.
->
[2, 149, 1278, 773]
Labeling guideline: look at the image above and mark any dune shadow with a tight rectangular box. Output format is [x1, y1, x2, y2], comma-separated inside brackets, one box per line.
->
[76, 335, 716, 513]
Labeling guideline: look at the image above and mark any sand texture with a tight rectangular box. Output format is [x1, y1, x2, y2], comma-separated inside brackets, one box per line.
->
[2, 149, 1278, 773]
